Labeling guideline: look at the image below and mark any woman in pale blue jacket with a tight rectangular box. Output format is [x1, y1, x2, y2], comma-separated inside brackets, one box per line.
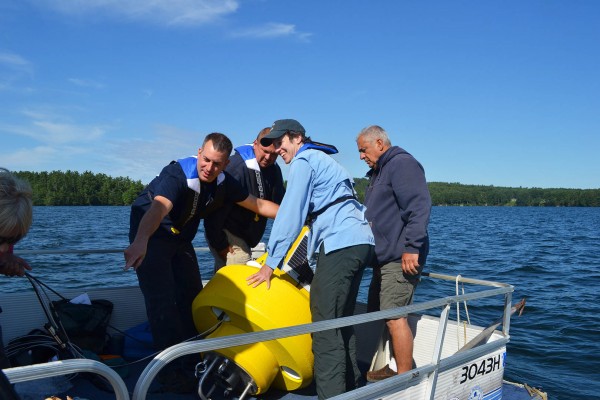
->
[247, 119, 374, 399]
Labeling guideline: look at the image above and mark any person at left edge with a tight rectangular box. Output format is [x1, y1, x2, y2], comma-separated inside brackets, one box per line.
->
[1, 167, 33, 400]
[205, 127, 285, 272]
[124, 133, 279, 357]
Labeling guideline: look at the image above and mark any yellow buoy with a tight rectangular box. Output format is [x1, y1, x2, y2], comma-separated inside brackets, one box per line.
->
[191, 228, 313, 396]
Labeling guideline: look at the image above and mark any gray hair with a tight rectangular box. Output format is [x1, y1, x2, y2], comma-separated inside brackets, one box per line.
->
[0, 168, 33, 239]
[356, 125, 392, 146]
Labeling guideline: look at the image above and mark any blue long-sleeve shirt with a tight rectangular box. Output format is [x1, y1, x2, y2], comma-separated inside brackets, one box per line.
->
[265, 146, 374, 269]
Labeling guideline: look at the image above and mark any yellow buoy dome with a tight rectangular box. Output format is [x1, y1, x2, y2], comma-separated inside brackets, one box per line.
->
[192, 264, 313, 395]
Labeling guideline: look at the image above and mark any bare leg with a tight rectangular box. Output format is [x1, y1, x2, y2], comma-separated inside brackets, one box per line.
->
[387, 317, 413, 373]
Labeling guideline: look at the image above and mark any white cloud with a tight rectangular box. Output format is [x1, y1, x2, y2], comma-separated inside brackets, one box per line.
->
[0, 52, 32, 70]
[0, 52, 33, 90]
[33, 120, 106, 142]
[104, 124, 202, 183]
[36, 0, 239, 27]
[1, 106, 200, 181]
[68, 78, 105, 89]
[231, 22, 312, 41]
[2, 108, 108, 144]
[1, 111, 116, 176]
[1, 143, 106, 175]
[1, 146, 53, 170]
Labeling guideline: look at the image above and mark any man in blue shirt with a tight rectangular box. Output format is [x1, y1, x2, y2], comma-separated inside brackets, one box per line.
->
[246, 119, 374, 399]
[205, 127, 285, 271]
[124, 133, 278, 393]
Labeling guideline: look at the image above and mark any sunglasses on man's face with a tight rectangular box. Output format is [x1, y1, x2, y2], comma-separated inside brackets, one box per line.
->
[0, 234, 24, 246]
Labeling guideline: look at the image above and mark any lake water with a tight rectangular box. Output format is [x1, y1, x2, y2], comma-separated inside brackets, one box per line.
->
[2, 206, 599, 399]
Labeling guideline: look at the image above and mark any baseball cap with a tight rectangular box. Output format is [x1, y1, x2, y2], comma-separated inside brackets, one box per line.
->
[260, 119, 305, 146]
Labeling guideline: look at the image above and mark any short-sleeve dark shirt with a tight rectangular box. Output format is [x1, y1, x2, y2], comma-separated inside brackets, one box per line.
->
[130, 161, 248, 242]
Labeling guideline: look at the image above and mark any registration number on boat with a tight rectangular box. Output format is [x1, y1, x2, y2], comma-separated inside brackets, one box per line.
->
[459, 353, 504, 384]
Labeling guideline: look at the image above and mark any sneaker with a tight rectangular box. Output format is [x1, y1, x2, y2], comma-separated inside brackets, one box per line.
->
[366, 364, 396, 382]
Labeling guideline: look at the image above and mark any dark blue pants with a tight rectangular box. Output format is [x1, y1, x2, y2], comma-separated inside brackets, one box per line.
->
[135, 237, 203, 351]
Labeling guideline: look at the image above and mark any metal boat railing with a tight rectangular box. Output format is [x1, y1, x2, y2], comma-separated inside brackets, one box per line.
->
[132, 272, 513, 400]
[8, 247, 514, 400]
[18, 247, 210, 255]
[4, 359, 131, 400]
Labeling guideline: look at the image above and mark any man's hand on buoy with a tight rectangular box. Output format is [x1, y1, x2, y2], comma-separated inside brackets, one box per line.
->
[246, 264, 273, 289]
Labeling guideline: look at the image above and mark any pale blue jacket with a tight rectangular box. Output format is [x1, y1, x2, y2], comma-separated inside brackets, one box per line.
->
[265, 145, 374, 269]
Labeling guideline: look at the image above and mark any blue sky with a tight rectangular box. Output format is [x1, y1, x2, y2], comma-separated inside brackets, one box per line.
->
[1, 1, 598, 189]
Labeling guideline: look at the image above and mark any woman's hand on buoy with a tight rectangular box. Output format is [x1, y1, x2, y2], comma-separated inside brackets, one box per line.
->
[246, 264, 273, 289]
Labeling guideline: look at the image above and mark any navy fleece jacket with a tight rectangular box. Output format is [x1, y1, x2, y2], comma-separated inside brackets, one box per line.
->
[364, 146, 431, 266]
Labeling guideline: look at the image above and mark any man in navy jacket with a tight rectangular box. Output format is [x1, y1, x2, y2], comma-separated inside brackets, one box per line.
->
[124, 133, 279, 393]
[356, 125, 431, 381]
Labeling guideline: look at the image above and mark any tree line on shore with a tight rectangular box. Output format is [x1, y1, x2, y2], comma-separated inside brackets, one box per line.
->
[14, 171, 600, 207]
[354, 179, 599, 207]
[15, 170, 145, 206]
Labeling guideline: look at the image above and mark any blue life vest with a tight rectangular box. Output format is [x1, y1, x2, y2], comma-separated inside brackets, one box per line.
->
[297, 141, 339, 156]
[170, 156, 225, 234]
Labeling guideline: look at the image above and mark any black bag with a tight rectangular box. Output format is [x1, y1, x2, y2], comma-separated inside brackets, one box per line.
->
[51, 299, 113, 354]
[7, 329, 67, 367]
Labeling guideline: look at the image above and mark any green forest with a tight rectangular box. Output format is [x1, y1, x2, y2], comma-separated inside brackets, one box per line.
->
[13, 171, 600, 207]
[15, 170, 144, 206]
[353, 179, 599, 207]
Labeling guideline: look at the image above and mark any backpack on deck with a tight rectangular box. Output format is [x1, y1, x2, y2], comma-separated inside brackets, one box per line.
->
[50, 299, 114, 354]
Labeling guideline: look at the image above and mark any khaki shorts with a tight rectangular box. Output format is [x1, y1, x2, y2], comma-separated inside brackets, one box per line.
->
[371, 261, 421, 312]
[208, 229, 252, 272]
